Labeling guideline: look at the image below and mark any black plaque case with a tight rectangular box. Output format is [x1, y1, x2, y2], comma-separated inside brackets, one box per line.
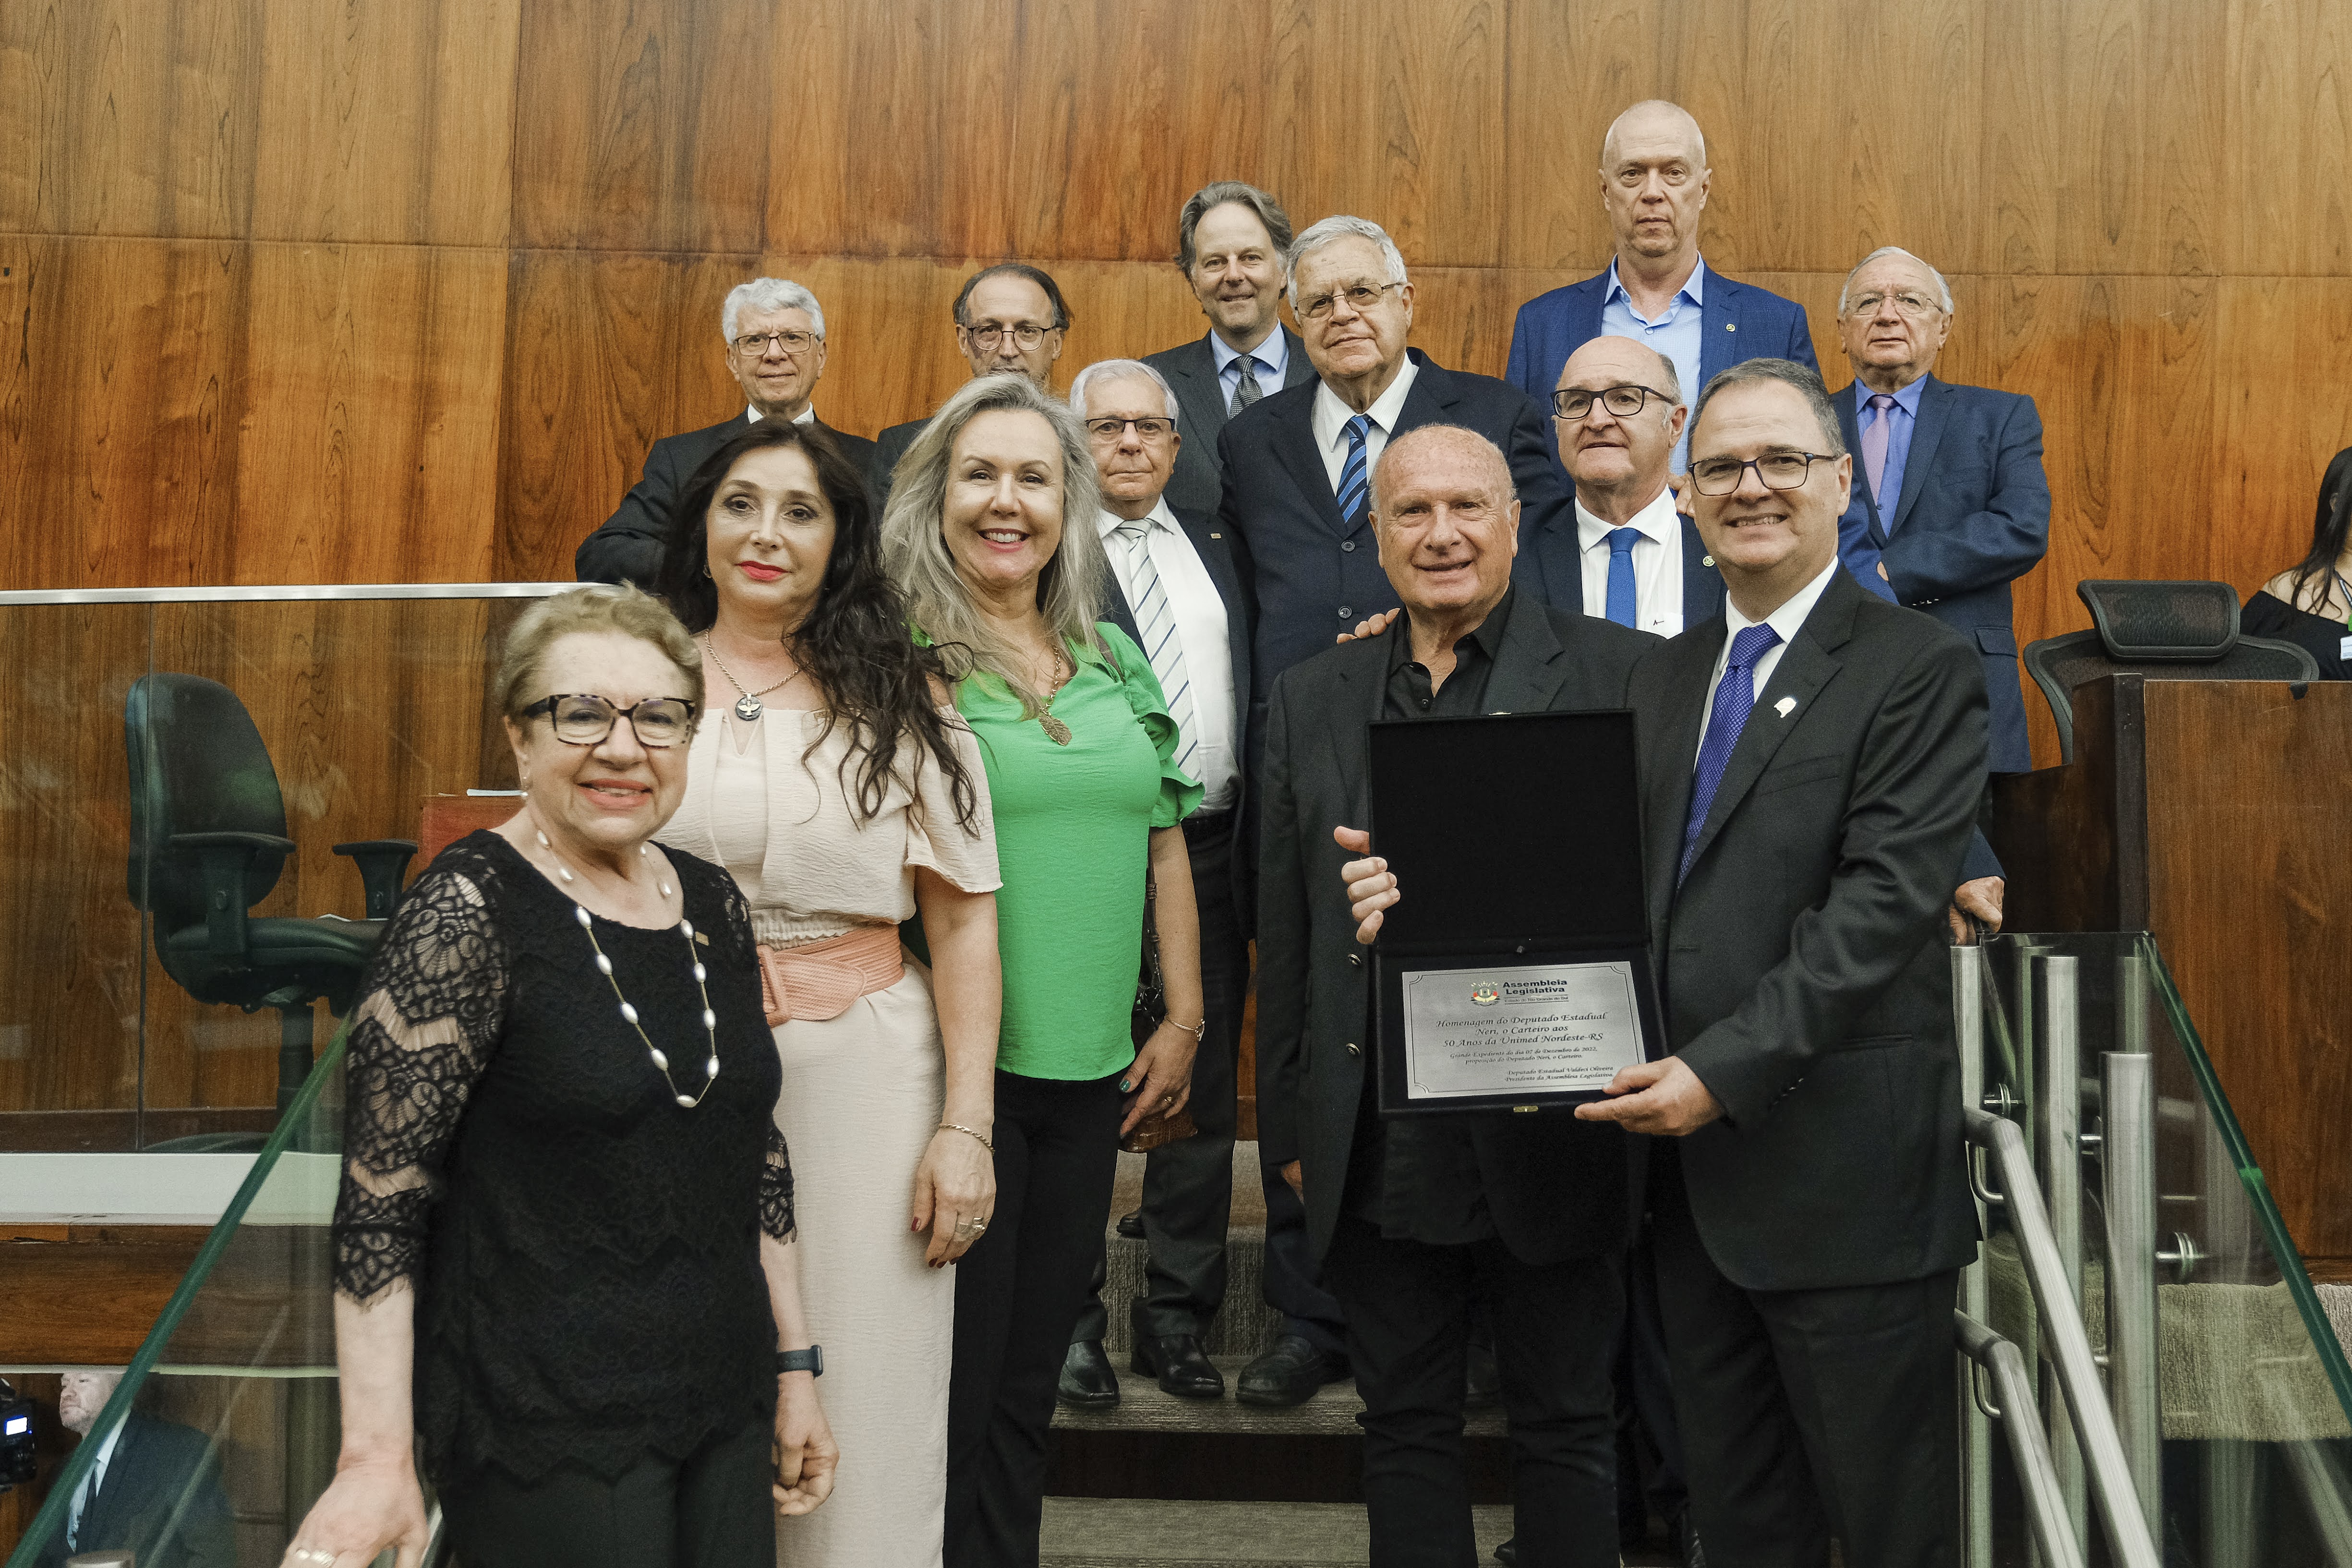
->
[1368, 708, 1664, 1115]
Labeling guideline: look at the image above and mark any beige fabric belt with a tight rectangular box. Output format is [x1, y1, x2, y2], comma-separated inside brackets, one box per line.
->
[755, 923, 905, 1026]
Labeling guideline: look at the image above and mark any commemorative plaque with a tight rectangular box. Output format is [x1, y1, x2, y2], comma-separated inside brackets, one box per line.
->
[1368, 709, 1662, 1115]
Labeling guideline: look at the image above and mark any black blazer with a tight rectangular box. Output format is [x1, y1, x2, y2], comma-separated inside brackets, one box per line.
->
[1254, 591, 1656, 1266]
[869, 417, 926, 503]
[576, 412, 879, 586]
[32, 1412, 234, 1568]
[1631, 569, 1987, 1293]
[1142, 328, 1315, 519]
[1215, 349, 1575, 727]
[1520, 503, 1727, 632]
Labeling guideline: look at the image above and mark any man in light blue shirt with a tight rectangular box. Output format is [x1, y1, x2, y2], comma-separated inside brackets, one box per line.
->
[1600, 254, 1708, 471]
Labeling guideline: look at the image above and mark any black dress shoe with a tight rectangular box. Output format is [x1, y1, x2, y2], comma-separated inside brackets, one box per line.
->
[1130, 1331, 1225, 1398]
[1236, 1333, 1349, 1407]
[1115, 1209, 1146, 1239]
[1057, 1339, 1121, 1408]
[1677, 1512, 1706, 1568]
[1492, 1540, 1516, 1566]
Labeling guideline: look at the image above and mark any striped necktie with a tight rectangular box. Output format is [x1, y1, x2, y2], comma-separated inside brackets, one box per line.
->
[1112, 519, 1199, 783]
[1335, 414, 1373, 531]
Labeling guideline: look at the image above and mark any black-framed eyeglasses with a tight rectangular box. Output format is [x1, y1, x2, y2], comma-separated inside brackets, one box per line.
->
[963, 322, 1055, 350]
[1295, 280, 1404, 323]
[731, 330, 819, 357]
[1687, 452, 1837, 496]
[521, 694, 699, 748]
[1084, 416, 1177, 442]
[1552, 384, 1669, 421]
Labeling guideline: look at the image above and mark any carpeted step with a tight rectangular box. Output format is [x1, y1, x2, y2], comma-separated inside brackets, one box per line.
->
[1038, 1498, 1515, 1566]
[1052, 1354, 1507, 1438]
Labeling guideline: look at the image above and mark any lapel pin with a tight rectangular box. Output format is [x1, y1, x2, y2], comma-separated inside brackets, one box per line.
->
[1774, 696, 1797, 718]
[1725, 322, 1737, 331]
[1702, 555, 1715, 567]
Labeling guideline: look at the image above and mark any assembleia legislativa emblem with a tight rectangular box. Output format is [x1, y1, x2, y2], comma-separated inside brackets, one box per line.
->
[1470, 984, 1501, 1007]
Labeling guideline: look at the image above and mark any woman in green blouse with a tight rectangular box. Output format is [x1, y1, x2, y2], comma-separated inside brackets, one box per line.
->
[881, 371, 1203, 1568]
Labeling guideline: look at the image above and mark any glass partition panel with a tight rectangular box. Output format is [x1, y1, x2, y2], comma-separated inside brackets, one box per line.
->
[1969, 932, 2352, 1566]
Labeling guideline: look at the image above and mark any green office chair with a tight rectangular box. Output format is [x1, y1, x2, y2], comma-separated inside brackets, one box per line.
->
[126, 673, 416, 1121]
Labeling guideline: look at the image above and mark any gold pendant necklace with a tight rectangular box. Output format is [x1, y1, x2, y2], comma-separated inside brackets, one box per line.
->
[1037, 643, 1073, 746]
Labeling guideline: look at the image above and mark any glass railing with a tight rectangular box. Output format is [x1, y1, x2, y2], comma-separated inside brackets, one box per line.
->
[1963, 932, 2352, 1566]
[0, 584, 562, 1153]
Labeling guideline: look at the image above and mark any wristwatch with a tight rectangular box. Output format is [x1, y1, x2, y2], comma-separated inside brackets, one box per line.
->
[777, 1345, 824, 1377]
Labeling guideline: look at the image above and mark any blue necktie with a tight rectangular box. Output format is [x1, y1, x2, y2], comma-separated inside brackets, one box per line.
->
[1679, 624, 1782, 884]
[1335, 415, 1373, 531]
[1604, 527, 1641, 627]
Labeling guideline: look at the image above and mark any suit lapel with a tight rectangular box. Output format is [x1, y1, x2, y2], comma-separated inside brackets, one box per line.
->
[1678, 514, 1722, 626]
[1392, 349, 1454, 437]
[1834, 386, 1888, 546]
[1327, 636, 1390, 824]
[1699, 274, 1741, 389]
[1165, 336, 1230, 450]
[1265, 391, 1351, 539]
[1889, 375, 1948, 534]
[1279, 326, 1314, 389]
[1646, 625, 1721, 944]
[1481, 593, 1571, 714]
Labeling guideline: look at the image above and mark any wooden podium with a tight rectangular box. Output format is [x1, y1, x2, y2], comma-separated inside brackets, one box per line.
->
[1992, 675, 2352, 1277]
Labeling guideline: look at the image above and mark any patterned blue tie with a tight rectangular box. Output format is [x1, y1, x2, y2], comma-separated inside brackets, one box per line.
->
[1604, 527, 1641, 627]
[1335, 415, 1373, 531]
[1679, 624, 1782, 884]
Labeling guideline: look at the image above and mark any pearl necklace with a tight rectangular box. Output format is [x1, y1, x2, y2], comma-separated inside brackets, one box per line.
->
[535, 829, 718, 1110]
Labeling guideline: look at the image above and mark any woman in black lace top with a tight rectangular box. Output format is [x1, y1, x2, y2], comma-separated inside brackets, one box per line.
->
[283, 586, 835, 1568]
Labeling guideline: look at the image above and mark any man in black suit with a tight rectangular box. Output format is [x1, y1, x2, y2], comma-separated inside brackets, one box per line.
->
[575, 276, 874, 585]
[1142, 182, 1315, 518]
[1582, 359, 1987, 1568]
[1258, 425, 1652, 1566]
[1053, 359, 1259, 1410]
[33, 1370, 232, 1568]
[867, 263, 1072, 499]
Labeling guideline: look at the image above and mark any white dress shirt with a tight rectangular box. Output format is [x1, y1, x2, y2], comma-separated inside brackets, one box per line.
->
[1694, 556, 1841, 763]
[745, 405, 819, 425]
[66, 1417, 126, 1548]
[1310, 356, 1421, 496]
[1574, 483, 1687, 638]
[1210, 326, 1289, 409]
[1098, 498, 1240, 812]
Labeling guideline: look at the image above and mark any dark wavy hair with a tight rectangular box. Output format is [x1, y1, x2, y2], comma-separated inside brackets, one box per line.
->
[2285, 446, 2352, 612]
[656, 420, 981, 830]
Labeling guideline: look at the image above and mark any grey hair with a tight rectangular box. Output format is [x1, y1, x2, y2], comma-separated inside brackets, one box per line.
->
[722, 277, 826, 342]
[1369, 424, 1515, 519]
[1690, 359, 1847, 457]
[1069, 360, 1180, 423]
[1285, 216, 1409, 311]
[1176, 181, 1296, 273]
[1837, 246, 1954, 315]
[495, 584, 704, 724]
[880, 373, 1109, 714]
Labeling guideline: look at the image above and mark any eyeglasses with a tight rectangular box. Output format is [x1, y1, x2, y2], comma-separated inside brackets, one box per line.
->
[521, 694, 698, 748]
[1552, 384, 1669, 421]
[1687, 452, 1837, 496]
[1085, 416, 1177, 442]
[732, 330, 819, 357]
[963, 322, 1055, 351]
[1295, 281, 1404, 323]
[1844, 290, 1942, 320]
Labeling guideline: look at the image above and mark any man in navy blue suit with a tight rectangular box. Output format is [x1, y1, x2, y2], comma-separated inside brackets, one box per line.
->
[1827, 246, 2050, 776]
[1505, 101, 1816, 474]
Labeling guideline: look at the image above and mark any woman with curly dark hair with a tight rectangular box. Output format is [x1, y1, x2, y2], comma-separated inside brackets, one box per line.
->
[655, 419, 1004, 1566]
[2244, 446, 2352, 679]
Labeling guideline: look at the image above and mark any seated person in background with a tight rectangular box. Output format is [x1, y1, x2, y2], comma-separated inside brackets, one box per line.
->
[2243, 445, 2352, 679]
[32, 1370, 232, 1568]
[578, 277, 874, 585]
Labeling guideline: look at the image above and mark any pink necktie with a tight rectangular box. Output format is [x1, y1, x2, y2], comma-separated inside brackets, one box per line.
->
[1860, 393, 1895, 503]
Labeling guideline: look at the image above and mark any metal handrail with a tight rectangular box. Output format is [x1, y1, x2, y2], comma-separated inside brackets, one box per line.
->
[1963, 1107, 2163, 1568]
[1954, 1312, 2085, 1568]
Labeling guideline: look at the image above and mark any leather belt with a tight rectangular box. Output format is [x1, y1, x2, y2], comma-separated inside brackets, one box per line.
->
[1182, 808, 1235, 844]
[755, 923, 905, 1026]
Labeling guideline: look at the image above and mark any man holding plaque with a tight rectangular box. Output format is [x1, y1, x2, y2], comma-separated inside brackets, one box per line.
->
[1255, 423, 1654, 1566]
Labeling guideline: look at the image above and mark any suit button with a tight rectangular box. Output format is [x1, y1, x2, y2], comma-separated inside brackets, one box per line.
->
[1345, 1042, 1361, 1057]
[1338, 605, 1353, 618]
[1341, 540, 1356, 552]
[1347, 952, 1362, 968]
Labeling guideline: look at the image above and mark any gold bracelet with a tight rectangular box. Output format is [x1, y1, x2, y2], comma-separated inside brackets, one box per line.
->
[1164, 1016, 1207, 1041]
[939, 1122, 993, 1151]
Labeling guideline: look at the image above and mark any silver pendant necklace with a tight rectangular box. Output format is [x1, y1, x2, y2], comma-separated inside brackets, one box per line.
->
[703, 635, 798, 722]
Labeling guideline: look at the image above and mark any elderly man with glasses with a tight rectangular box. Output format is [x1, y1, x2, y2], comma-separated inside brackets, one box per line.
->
[867, 263, 1074, 499]
[577, 277, 873, 586]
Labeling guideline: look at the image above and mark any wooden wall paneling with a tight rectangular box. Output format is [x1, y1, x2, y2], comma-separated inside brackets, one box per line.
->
[1498, 0, 1682, 274]
[2209, 277, 2352, 600]
[1402, 266, 1516, 382]
[2222, 0, 2352, 277]
[250, 0, 522, 247]
[1820, 0, 1981, 279]
[1978, 0, 2064, 277]
[0, 1228, 212, 1363]
[0, 237, 249, 591]
[232, 242, 508, 585]
[510, 0, 773, 254]
[0, 0, 262, 240]
[2057, 0, 2224, 277]
[1261, 0, 1508, 270]
[763, 0, 1022, 260]
[763, 254, 1029, 442]
[1052, 260, 1232, 386]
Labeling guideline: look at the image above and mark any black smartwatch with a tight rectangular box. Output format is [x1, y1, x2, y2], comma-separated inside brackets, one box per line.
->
[777, 1346, 824, 1377]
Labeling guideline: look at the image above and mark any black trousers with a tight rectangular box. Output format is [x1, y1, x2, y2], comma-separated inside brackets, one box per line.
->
[948, 1067, 1124, 1568]
[1323, 1213, 1623, 1568]
[1616, 1222, 1688, 1530]
[1650, 1148, 1959, 1568]
[434, 1419, 774, 1568]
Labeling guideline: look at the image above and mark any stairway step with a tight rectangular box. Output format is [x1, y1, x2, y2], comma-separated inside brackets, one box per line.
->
[1039, 1498, 1515, 1566]
[1054, 1354, 1508, 1438]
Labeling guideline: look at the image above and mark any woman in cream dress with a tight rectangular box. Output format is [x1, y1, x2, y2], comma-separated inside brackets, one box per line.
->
[655, 418, 1002, 1567]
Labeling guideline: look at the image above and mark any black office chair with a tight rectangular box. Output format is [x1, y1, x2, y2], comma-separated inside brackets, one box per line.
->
[126, 674, 416, 1119]
[2023, 579, 2321, 762]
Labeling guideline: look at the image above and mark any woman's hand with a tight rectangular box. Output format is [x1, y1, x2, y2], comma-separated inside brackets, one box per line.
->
[911, 1125, 997, 1267]
[773, 1373, 839, 1516]
[1120, 1022, 1198, 1137]
[281, 1457, 429, 1568]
